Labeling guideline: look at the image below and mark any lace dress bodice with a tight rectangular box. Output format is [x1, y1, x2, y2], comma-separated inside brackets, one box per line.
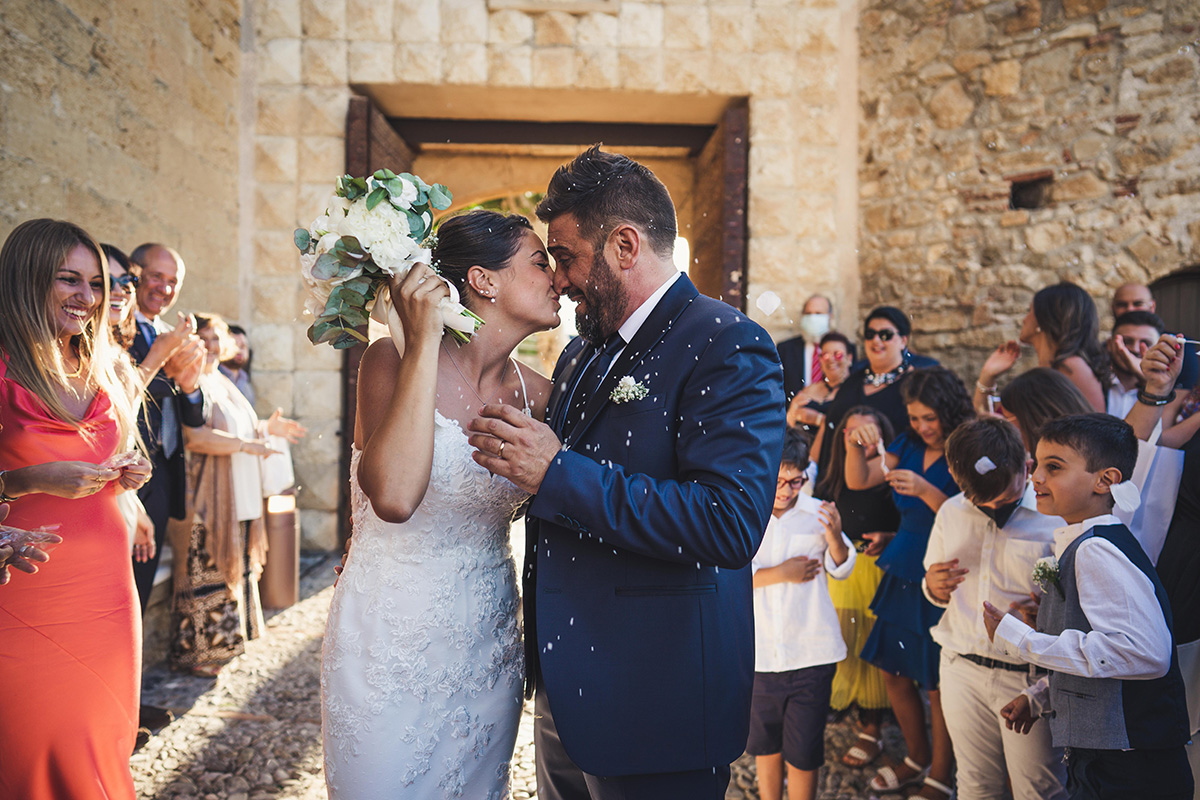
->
[322, 406, 530, 799]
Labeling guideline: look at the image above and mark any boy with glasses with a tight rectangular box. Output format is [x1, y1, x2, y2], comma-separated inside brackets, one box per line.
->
[748, 428, 855, 800]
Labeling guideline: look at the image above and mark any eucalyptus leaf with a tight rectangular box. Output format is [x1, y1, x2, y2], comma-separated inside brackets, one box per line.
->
[366, 186, 388, 211]
[373, 168, 397, 181]
[307, 319, 334, 345]
[405, 209, 427, 241]
[294, 228, 311, 251]
[333, 330, 367, 348]
[342, 276, 373, 296]
[428, 184, 453, 210]
[312, 253, 341, 281]
[400, 172, 430, 192]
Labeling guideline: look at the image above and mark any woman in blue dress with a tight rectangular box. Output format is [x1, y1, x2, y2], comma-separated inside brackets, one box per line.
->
[843, 367, 974, 800]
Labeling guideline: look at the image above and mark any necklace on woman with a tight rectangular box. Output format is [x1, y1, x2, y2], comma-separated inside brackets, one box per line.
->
[442, 340, 508, 408]
[864, 359, 909, 388]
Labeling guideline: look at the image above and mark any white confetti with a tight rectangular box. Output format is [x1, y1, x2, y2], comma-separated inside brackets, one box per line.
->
[755, 290, 782, 316]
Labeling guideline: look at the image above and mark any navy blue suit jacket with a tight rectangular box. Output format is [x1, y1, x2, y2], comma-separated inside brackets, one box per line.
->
[524, 275, 786, 776]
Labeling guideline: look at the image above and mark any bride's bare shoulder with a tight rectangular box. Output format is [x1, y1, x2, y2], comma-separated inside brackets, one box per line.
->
[359, 338, 401, 374]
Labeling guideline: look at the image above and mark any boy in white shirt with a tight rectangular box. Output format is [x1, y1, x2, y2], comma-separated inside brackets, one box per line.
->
[923, 417, 1067, 800]
[748, 428, 855, 800]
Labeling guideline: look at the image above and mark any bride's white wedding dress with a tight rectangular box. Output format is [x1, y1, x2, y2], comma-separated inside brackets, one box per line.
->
[321, 395, 529, 798]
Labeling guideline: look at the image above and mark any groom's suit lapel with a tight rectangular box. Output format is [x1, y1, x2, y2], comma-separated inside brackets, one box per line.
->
[547, 338, 593, 433]
[564, 274, 699, 449]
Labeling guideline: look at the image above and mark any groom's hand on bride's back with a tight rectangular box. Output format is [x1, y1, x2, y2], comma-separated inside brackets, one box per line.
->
[468, 403, 561, 494]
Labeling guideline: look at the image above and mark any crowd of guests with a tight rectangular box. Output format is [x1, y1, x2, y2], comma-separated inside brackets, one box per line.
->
[0, 219, 303, 798]
[753, 287, 1199, 800]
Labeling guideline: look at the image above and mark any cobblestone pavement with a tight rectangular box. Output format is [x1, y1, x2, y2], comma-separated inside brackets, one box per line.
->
[134, 553, 914, 800]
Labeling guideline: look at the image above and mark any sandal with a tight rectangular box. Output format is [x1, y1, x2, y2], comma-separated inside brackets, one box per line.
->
[190, 663, 222, 678]
[841, 731, 882, 767]
[868, 756, 929, 793]
[911, 775, 954, 799]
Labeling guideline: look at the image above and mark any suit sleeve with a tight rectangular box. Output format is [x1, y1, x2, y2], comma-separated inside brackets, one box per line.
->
[530, 322, 786, 569]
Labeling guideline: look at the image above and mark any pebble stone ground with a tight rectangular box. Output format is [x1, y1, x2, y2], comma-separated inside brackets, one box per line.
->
[133, 554, 912, 800]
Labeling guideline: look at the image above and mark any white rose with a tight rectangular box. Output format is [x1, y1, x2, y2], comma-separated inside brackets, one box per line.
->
[393, 178, 418, 210]
[316, 232, 341, 254]
[326, 194, 351, 216]
[299, 252, 318, 281]
[370, 233, 421, 274]
[342, 199, 410, 250]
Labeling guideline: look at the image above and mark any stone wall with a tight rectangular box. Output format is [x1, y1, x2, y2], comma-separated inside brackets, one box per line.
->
[858, 0, 1200, 381]
[0, 0, 244, 318]
[253, 0, 861, 548]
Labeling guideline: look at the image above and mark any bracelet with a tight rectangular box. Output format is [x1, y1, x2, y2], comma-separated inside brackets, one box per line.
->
[976, 381, 997, 394]
[0, 470, 18, 503]
[1136, 388, 1176, 406]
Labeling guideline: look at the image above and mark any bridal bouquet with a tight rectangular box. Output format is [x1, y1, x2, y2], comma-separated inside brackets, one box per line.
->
[295, 169, 482, 348]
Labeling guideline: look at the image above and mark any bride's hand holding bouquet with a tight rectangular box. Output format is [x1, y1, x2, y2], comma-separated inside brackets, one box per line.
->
[390, 263, 452, 356]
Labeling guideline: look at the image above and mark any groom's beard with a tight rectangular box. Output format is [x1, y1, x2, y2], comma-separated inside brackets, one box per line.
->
[575, 249, 628, 345]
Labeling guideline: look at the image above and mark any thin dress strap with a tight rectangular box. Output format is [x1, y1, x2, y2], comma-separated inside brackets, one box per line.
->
[512, 360, 531, 415]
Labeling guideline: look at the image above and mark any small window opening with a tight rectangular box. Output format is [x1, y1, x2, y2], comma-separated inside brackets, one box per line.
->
[1008, 170, 1054, 210]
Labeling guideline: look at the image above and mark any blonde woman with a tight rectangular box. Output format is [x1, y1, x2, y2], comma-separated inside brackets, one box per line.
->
[0, 218, 152, 799]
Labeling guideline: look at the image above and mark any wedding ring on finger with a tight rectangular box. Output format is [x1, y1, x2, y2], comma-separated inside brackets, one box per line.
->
[498, 441, 506, 458]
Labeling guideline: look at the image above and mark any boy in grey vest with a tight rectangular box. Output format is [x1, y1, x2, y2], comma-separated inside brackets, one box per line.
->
[982, 413, 1192, 800]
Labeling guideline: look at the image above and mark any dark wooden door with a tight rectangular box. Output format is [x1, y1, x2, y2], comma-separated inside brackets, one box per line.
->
[690, 102, 749, 310]
[339, 96, 416, 546]
[1151, 266, 1200, 340]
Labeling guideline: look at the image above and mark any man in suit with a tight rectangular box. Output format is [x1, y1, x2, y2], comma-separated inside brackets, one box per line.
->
[470, 147, 786, 799]
[128, 243, 206, 610]
[776, 294, 855, 402]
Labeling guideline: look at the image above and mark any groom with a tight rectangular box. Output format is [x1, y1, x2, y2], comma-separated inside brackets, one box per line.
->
[470, 146, 786, 799]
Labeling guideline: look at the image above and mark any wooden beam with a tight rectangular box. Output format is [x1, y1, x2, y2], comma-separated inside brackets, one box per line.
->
[387, 118, 716, 154]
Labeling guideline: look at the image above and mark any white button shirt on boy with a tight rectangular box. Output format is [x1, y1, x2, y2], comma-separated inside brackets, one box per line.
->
[751, 493, 855, 672]
[923, 484, 1068, 800]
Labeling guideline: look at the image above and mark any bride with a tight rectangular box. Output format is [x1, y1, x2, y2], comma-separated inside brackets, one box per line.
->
[321, 210, 560, 798]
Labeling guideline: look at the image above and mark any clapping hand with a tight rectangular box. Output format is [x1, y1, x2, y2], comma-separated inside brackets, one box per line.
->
[152, 312, 196, 361]
[925, 558, 969, 603]
[982, 600, 1021, 642]
[817, 502, 841, 539]
[0, 509, 63, 584]
[265, 409, 307, 444]
[1141, 334, 1185, 396]
[980, 341, 1022, 386]
[1108, 334, 1146, 382]
[165, 337, 206, 394]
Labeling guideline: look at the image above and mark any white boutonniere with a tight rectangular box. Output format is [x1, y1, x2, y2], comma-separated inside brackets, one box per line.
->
[1031, 556, 1062, 597]
[610, 376, 649, 404]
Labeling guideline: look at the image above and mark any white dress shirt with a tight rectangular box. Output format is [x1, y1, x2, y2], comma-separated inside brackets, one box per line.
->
[610, 271, 681, 363]
[924, 485, 1061, 662]
[752, 493, 855, 672]
[994, 514, 1173, 684]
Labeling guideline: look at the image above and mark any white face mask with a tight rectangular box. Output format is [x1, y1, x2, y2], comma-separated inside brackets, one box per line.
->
[798, 313, 831, 341]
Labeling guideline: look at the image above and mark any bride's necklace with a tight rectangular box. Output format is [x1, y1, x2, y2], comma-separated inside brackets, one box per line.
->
[864, 359, 908, 388]
[442, 340, 508, 408]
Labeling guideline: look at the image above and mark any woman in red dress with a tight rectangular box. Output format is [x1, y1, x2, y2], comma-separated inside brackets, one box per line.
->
[0, 219, 151, 799]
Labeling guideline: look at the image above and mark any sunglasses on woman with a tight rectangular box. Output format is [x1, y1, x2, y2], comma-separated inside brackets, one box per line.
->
[109, 274, 138, 291]
[863, 328, 898, 341]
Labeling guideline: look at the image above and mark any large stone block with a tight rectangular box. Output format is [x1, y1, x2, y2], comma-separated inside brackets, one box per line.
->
[1063, 0, 1106, 18]
[258, 38, 302, 85]
[705, 50, 751, 94]
[395, 44, 444, 83]
[254, 231, 302, 277]
[1051, 171, 1108, 202]
[618, 48, 662, 91]
[619, 3, 663, 49]
[441, 0, 488, 43]
[300, 509, 339, 551]
[929, 80, 975, 128]
[1125, 231, 1175, 272]
[535, 11, 576, 46]
[293, 460, 339, 511]
[982, 59, 1021, 95]
[525, 46, 571, 88]
[301, 0, 345, 38]
[1025, 221, 1070, 253]
[753, 8, 792, 52]
[1024, 43, 1082, 93]
[488, 9, 533, 44]
[257, 86, 301, 136]
[710, 6, 754, 53]
[908, 26, 947, 69]
[346, 0, 394, 40]
[442, 43, 487, 83]
[572, 48, 617, 89]
[297, 136, 344, 184]
[948, 11, 988, 49]
[664, 6, 709, 50]
[300, 87, 352, 136]
[348, 41, 396, 82]
[255, 136, 299, 184]
[394, 0, 441, 42]
[252, 371, 294, 419]
[255, 181, 299, 231]
[751, 52, 794, 97]
[662, 50, 709, 93]
[488, 44, 532, 86]
[254, 277, 305, 324]
[294, 329, 343, 370]
[251, 322, 297, 371]
[301, 39, 348, 86]
[576, 11, 618, 47]
[293, 369, 343, 417]
[257, 0, 302, 39]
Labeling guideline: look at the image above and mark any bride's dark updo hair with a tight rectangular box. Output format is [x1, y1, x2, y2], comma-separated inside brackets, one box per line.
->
[432, 210, 533, 308]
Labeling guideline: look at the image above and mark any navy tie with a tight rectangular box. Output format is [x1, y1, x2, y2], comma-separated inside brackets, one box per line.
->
[561, 334, 623, 438]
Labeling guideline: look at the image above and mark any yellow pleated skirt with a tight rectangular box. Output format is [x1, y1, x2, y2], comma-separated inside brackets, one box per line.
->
[828, 552, 890, 711]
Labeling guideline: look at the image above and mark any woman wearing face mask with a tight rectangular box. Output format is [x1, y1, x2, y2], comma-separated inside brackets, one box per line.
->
[814, 307, 939, 480]
[168, 314, 305, 677]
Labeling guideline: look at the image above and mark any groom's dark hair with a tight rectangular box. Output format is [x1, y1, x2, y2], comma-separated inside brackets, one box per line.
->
[536, 145, 677, 258]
